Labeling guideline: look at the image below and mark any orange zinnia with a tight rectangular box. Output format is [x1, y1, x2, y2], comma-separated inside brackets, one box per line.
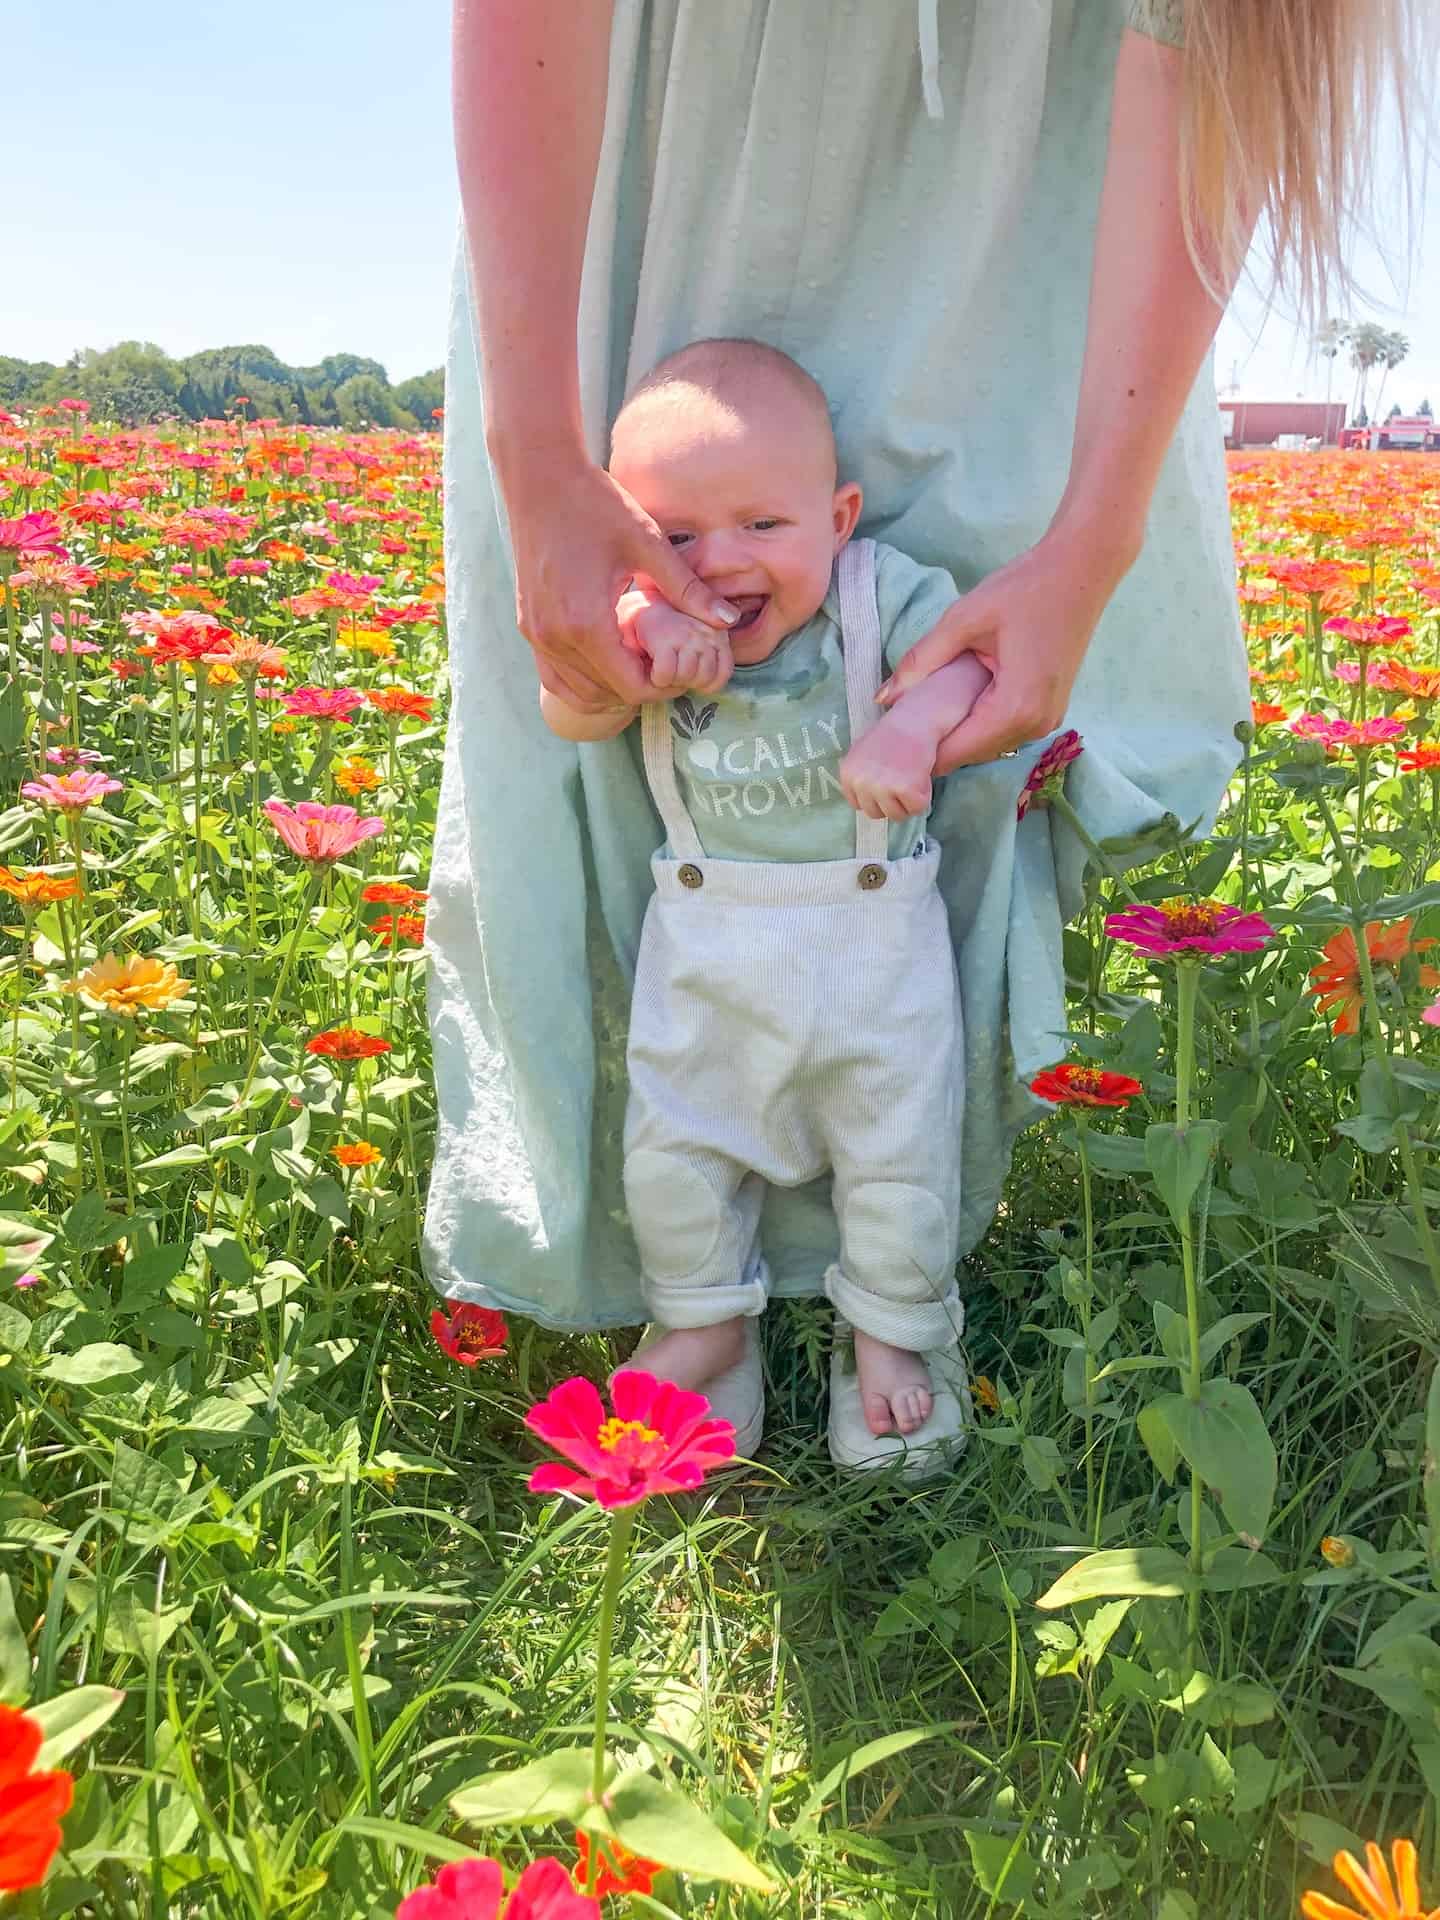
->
[305, 1027, 392, 1061]
[1308, 920, 1440, 1035]
[333, 1141, 382, 1168]
[1301, 1837, 1439, 1919]
[67, 953, 190, 1017]
[366, 686, 434, 721]
[0, 868, 81, 909]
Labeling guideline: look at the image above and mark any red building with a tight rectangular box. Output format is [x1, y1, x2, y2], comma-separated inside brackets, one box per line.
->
[1218, 400, 1348, 449]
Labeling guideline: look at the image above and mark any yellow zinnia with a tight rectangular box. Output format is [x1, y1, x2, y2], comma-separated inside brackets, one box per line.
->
[68, 953, 189, 1017]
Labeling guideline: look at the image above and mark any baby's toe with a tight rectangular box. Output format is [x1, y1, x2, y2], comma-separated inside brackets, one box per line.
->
[861, 1390, 895, 1437]
[895, 1387, 933, 1436]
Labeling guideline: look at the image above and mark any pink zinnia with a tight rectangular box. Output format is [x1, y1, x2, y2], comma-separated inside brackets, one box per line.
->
[49, 635, 100, 656]
[1423, 999, 1440, 1029]
[44, 747, 104, 769]
[263, 798, 386, 863]
[397, 1857, 598, 1920]
[20, 771, 122, 812]
[281, 686, 364, 724]
[0, 512, 65, 558]
[526, 1369, 736, 1509]
[1016, 728, 1083, 821]
[1104, 899, 1275, 957]
[227, 558, 270, 578]
[1324, 615, 1412, 649]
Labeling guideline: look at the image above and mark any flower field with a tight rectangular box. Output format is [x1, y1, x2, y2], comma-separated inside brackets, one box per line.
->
[2, 409, 1440, 1917]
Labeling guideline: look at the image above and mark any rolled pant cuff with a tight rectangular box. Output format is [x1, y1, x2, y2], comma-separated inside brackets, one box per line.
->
[642, 1264, 769, 1330]
[823, 1264, 964, 1352]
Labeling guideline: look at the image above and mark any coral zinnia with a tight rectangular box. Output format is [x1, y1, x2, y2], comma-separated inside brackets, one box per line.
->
[573, 1831, 659, 1898]
[1309, 920, 1440, 1035]
[397, 1856, 599, 1920]
[281, 686, 364, 724]
[1301, 1837, 1439, 1920]
[1104, 900, 1274, 958]
[526, 1369, 736, 1509]
[1029, 1062, 1143, 1109]
[263, 799, 385, 864]
[67, 953, 190, 1017]
[1015, 728, 1082, 821]
[430, 1302, 508, 1366]
[305, 1028, 392, 1061]
[366, 686, 435, 721]
[0, 1703, 74, 1892]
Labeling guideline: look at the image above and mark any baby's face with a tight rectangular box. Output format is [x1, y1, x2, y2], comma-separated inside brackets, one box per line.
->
[610, 390, 861, 666]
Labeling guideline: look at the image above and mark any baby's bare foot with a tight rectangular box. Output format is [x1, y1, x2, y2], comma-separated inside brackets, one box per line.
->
[624, 1317, 746, 1395]
[852, 1329, 933, 1436]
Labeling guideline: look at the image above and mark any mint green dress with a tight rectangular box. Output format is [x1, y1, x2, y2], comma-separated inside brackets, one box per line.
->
[423, 0, 1247, 1329]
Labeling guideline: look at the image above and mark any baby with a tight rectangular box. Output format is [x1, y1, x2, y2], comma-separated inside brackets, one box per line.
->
[541, 338, 989, 1475]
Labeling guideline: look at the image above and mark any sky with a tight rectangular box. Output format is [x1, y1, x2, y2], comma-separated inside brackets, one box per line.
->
[3, 0, 1437, 412]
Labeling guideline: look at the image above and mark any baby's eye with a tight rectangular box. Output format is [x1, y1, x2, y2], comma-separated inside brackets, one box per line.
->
[750, 518, 780, 532]
[665, 531, 693, 548]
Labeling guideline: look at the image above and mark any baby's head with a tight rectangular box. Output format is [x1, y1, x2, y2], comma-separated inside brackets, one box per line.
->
[609, 338, 861, 665]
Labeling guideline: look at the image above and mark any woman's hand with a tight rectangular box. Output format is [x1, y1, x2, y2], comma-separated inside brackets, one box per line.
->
[499, 446, 739, 713]
[875, 522, 1139, 773]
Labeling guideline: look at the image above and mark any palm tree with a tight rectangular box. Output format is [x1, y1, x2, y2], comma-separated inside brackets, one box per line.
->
[1370, 330, 1411, 429]
[1313, 317, 1351, 423]
[1347, 322, 1389, 422]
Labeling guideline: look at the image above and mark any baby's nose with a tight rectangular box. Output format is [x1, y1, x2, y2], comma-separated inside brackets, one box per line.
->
[689, 527, 746, 576]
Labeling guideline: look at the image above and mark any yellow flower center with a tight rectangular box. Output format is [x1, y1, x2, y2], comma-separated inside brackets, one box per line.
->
[1158, 902, 1224, 938]
[1067, 1067, 1105, 1094]
[596, 1417, 662, 1453]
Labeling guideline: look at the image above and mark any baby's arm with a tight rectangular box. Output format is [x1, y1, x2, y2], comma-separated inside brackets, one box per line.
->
[538, 686, 637, 740]
[840, 654, 993, 821]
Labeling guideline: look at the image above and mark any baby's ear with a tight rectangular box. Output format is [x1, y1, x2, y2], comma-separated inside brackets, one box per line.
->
[832, 480, 863, 546]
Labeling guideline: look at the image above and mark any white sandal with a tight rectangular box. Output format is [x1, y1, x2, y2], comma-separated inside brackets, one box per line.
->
[826, 1321, 970, 1480]
[627, 1315, 766, 1459]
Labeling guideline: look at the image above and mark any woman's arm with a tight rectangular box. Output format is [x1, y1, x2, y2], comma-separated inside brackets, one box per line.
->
[453, 1, 737, 711]
[878, 28, 1253, 769]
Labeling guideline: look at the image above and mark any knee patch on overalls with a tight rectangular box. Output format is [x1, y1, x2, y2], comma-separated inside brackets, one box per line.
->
[623, 1149, 724, 1281]
[840, 1181, 954, 1304]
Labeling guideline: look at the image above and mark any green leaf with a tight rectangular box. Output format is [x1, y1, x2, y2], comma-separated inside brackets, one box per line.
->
[100, 1592, 194, 1662]
[336, 1818, 475, 1867]
[1146, 1380, 1277, 1543]
[1138, 1401, 1181, 1483]
[44, 1343, 144, 1388]
[1145, 1120, 1221, 1230]
[0, 1577, 30, 1703]
[134, 1143, 211, 1180]
[0, 1214, 54, 1278]
[1424, 1361, 1440, 1593]
[1077, 1131, 1150, 1175]
[1037, 1548, 1193, 1609]
[603, 1772, 773, 1891]
[1197, 1312, 1268, 1366]
[449, 1747, 592, 1826]
[1287, 1812, 1366, 1867]
[28, 1685, 125, 1767]
[964, 1828, 1036, 1905]
[793, 1726, 941, 1834]
[60, 1192, 134, 1253]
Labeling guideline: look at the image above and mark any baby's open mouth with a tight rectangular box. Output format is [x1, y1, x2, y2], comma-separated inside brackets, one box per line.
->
[728, 595, 768, 633]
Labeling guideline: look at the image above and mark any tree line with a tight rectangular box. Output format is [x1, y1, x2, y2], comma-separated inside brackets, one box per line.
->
[1310, 319, 1427, 429]
[0, 342, 443, 431]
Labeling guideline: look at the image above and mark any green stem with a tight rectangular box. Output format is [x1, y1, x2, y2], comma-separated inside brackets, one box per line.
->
[1175, 960, 1205, 1651]
[119, 1022, 137, 1215]
[234, 866, 325, 1108]
[589, 1503, 638, 1862]
[1076, 1116, 1098, 1546]
[1048, 792, 1145, 907]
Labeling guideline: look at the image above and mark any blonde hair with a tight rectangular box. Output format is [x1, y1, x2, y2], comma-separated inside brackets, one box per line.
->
[1177, 0, 1435, 334]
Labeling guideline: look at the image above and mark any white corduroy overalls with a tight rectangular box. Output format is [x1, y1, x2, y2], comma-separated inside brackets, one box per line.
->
[623, 538, 966, 1353]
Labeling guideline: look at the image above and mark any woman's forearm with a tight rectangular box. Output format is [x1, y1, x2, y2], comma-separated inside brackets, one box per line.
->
[1050, 28, 1255, 573]
[453, 0, 615, 472]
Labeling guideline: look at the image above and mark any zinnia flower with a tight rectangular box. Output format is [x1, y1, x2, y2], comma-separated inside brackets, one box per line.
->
[0, 869, 81, 908]
[1398, 744, 1440, 774]
[333, 1141, 383, 1168]
[1324, 615, 1412, 650]
[367, 686, 435, 722]
[370, 912, 425, 948]
[1015, 728, 1083, 821]
[430, 1302, 508, 1366]
[66, 953, 190, 1017]
[1320, 1536, 1357, 1568]
[334, 756, 382, 795]
[0, 512, 66, 559]
[0, 1703, 74, 1892]
[362, 881, 429, 906]
[1309, 920, 1440, 1035]
[263, 799, 385, 864]
[573, 1832, 659, 1898]
[1301, 1838, 1439, 1920]
[397, 1856, 599, 1920]
[1104, 900, 1275, 958]
[525, 1370, 736, 1510]
[305, 1027, 392, 1061]
[1251, 702, 1288, 727]
[281, 686, 364, 724]
[1029, 1062, 1143, 1109]
[20, 771, 122, 812]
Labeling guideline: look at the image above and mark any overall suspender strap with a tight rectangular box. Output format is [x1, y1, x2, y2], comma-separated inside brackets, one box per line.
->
[836, 539, 891, 863]
[640, 699, 706, 860]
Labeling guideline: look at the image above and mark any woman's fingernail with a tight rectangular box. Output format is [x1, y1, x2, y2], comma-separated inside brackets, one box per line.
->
[715, 600, 741, 624]
[875, 677, 895, 703]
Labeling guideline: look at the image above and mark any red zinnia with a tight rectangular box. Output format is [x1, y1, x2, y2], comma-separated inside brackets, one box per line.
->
[526, 1370, 736, 1509]
[0, 1704, 74, 1892]
[304, 1027, 393, 1061]
[362, 881, 429, 907]
[370, 912, 425, 947]
[573, 1831, 660, 1898]
[1399, 744, 1440, 774]
[397, 1856, 599, 1920]
[1029, 1062, 1143, 1109]
[430, 1302, 508, 1366]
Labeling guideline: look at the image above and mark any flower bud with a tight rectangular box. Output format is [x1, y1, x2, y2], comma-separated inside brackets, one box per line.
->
[1320, 1535, 1356, 1568]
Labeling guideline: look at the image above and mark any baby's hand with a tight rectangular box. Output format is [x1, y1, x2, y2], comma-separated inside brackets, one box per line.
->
[618, 588, 733, 696]
[839, 714, 936, 822]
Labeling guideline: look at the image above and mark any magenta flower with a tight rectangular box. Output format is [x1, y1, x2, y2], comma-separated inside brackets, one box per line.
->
[1423, 999, 1440, 1029]
[397, 1857, 598, 1920]
[526, 1369, 736, 1510]
[13, 1272, 42, 1291]
[325, 570, 383, 595]
[263, 798, 386, 864]
[1288, 714, 1405, 753]
[1104, 899, 1275, 957]
[44, 747, 104, 768]
[0, 512, 66, 559]
[20, 771, 123, 812]
[49, 635, 100, 656]
[281, 687, 365, 724]
[226, 558, 270, 577]
[1324, 614, 1412, 648]
[1016, 729, 1083, 821]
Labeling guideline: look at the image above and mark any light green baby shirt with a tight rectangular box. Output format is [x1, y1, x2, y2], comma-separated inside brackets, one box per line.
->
[662, 540, 958, 862]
